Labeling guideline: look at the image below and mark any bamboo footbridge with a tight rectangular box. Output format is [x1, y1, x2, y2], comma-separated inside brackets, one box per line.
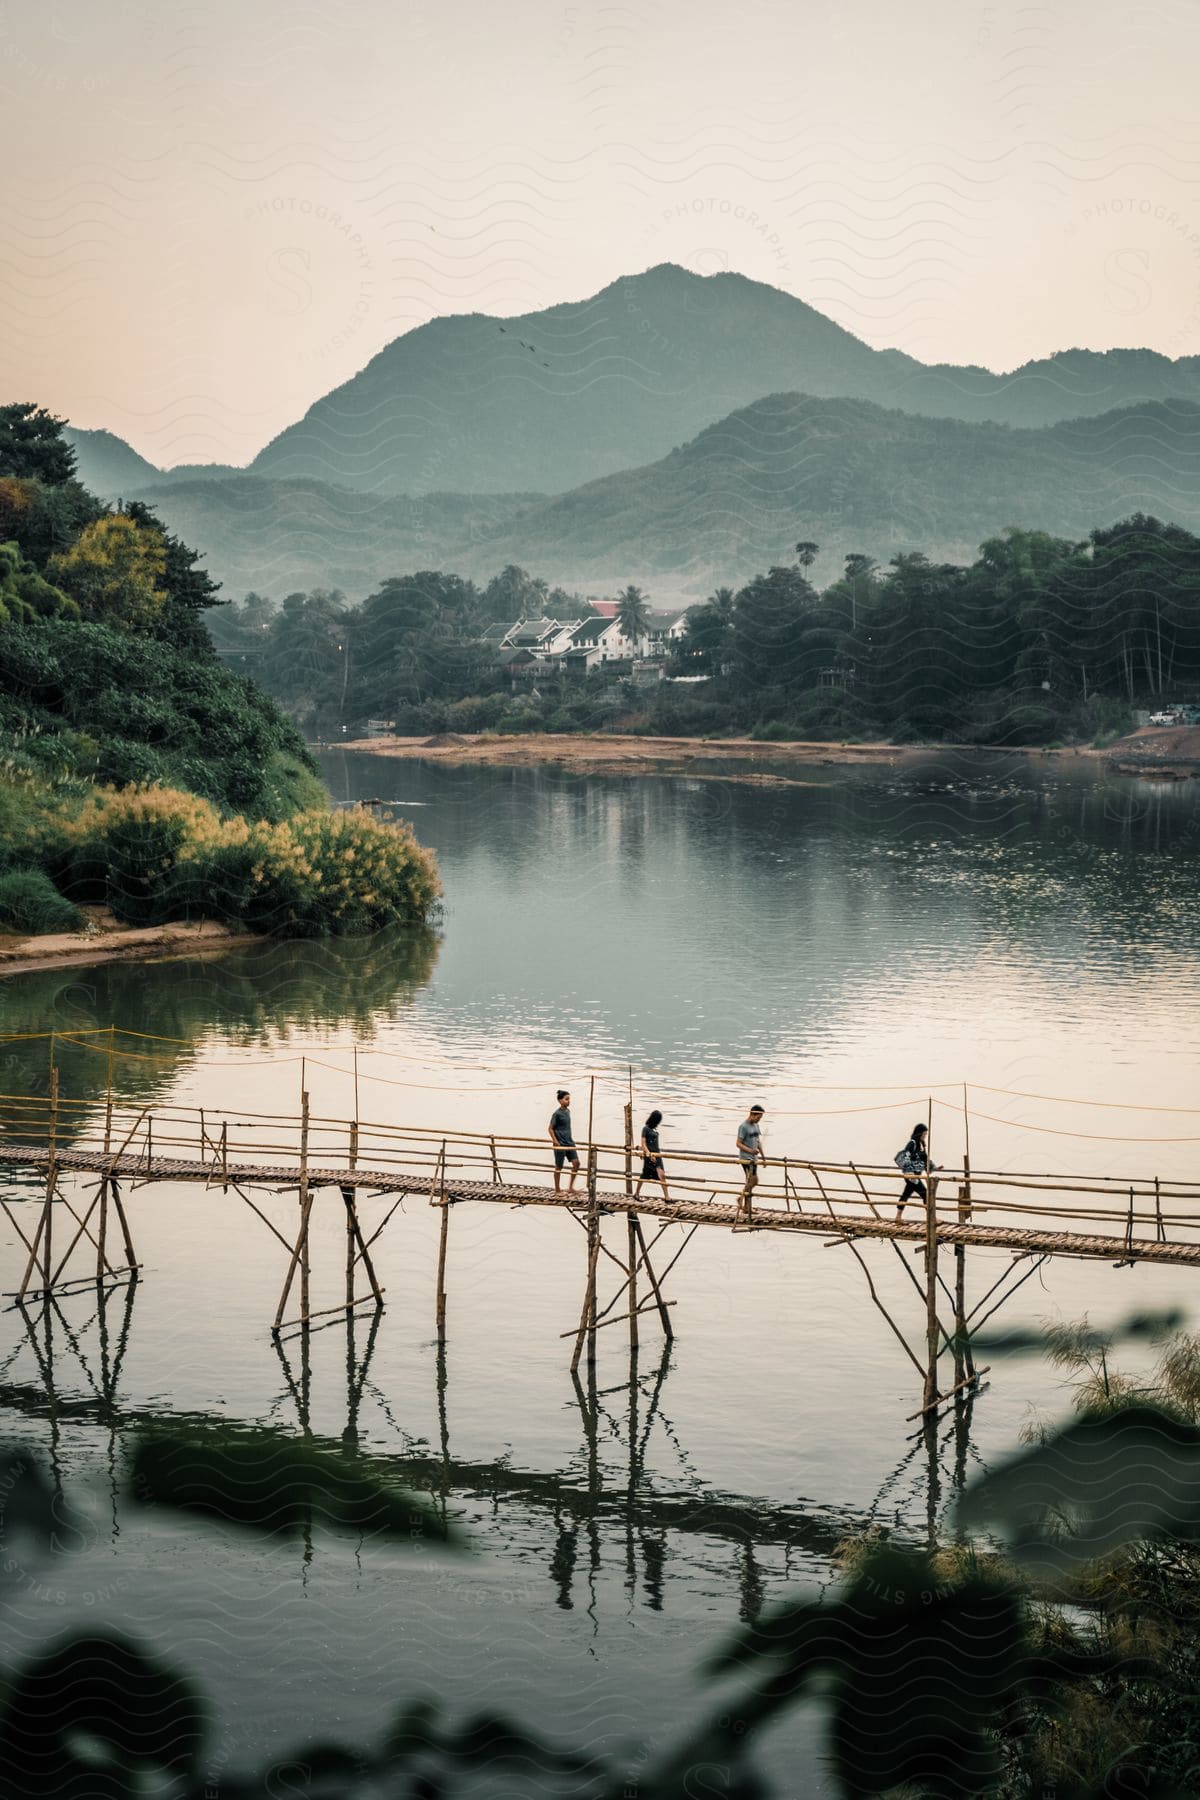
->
[4, 1053, 1199, 1416]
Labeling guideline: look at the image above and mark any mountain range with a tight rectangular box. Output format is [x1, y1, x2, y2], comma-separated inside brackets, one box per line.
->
[67, 264, 1200, 501]
[49, 263, 1200, 602]
[120, 394, 1200, 602]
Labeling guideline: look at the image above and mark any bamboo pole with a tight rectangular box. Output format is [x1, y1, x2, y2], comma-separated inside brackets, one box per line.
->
[586, 1145, 599, 1365]
[349, 1206, 385, 1309]
[907, 1364, 992, 1422]
[631, 1216, 674, 1340]
[956, 1161, 975, 1384]
[435, 1140, 449, 1341]
[624, 1096, 638, 1354]
[923, 1096, 939, 1411]
[110, 1178, 136, 1268]
[103, 1027, 114, 1159]
[346, 1117, 359, 1313]
[954, 1084, 972, 1385]
[45, 1048, 58, 1290]
[570, 1234, 600, 1373]
[299, 1086, 311, 1329]
[272, 1189, 315, 1335]
[96, 1175, 109, 1287]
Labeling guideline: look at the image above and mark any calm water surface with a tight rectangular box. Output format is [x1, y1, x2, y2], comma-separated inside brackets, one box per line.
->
[2, 749, 1198, 1792]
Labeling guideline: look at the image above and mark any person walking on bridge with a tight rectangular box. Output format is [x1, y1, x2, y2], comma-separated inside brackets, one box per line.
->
[549, 1089, 580, 1193]
[736, 1104, 766, 1219]
[895, 1121, 941, 1221]
[633, 1109, 670, 1203]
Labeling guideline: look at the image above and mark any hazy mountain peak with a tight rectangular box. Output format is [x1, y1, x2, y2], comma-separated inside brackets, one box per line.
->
[245, 268, 1200, 497]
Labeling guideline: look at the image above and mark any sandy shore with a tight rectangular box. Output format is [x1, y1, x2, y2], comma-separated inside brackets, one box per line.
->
[0, 917, 257, 979]
[339, 730, 1079, 781]
[338, 725, 1200, 781]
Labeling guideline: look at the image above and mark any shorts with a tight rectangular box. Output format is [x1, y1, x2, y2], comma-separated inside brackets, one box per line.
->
[740, 1161, 759, 1186]
[641, 1156, 664, 1180]
[554, 1147, 580, 1169]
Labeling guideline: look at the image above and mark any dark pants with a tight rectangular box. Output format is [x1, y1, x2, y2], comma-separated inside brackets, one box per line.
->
[898, 1179, 927, 1205]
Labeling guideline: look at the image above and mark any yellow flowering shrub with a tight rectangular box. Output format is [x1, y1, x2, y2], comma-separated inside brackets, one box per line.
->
[39, 785, 440, 937]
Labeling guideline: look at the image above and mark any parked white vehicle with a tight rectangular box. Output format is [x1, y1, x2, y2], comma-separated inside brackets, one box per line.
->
[1149, 709, 1181, 725]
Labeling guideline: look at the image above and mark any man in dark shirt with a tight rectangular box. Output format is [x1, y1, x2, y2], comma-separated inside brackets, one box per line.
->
[549, 1089, 580, 1192]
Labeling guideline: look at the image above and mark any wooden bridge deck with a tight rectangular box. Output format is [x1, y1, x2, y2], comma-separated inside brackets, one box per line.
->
[5, 1141, 1200, 1268]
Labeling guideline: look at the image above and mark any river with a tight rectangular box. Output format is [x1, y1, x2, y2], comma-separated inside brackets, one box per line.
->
[1, 747, 1198, 1793]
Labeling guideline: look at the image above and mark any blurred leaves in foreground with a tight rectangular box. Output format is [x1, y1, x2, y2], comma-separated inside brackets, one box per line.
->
[6, 1330, 1200, 1796]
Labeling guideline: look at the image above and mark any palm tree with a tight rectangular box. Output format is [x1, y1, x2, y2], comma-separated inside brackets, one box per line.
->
[794, 540, 819, 569]
[617, 583, 651, 654]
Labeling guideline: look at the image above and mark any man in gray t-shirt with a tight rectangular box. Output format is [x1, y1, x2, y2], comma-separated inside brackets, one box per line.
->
[549, 1089, 580, 1193]
[736, 1105, 766, 1218]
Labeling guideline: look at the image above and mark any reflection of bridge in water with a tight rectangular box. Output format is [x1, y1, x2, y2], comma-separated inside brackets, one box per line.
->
[0, 1277, 981, 1621]
[5, 1064, 1199, 1414]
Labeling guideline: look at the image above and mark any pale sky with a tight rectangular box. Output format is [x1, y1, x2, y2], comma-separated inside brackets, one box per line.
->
[3, 0, 1200, 467]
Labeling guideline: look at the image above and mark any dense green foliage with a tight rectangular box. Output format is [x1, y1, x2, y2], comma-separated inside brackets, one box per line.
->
[0, 615, 322, 814]
[0, 867, 84, 934]
[238, 517, 1200, 747]
[0, 404, 438, 937]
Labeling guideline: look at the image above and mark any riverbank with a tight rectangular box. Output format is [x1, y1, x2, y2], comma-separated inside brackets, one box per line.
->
[0, 914, 256, 979]
[338, 730, 1079, 779]
[338, 726, 1200, 781]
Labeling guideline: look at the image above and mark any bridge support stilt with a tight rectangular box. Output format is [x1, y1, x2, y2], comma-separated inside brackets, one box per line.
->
[923, 1171, 940, 1414]
[435, 1140, 449, 1342]
[11, 1065, 139, 1303]
[954, 1156, 975, 1390]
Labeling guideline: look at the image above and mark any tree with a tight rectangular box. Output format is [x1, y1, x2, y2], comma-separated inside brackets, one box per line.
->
[47, 514, 168, 631]
[617, 583, 651, 653]
[677, 588, 735, 674]
[794, 540, 819, 569]
[355, 572, 483, 710]
[842, 553, 876, 633]
[0, 403, 77, 487]
[124, 500, 222, 654]
[0, 542, 77, 625]
[482, 565, 548, 622]
[730, 564, 817, 693]
[0, 475, 102, 567]
[263, 590, 348, 702]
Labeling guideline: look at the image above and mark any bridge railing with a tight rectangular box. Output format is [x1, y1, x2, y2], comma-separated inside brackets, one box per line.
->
[1, 1091, 1199, 1247]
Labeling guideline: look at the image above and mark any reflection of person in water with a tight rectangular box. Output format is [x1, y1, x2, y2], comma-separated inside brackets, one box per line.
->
[633, 1108, 669, 1202]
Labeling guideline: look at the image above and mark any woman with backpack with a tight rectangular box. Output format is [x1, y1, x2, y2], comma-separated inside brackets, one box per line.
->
[894, 1122, 940, 1221]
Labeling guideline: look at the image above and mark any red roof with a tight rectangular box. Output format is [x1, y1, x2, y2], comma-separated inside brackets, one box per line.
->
[591, 600, 619, 618]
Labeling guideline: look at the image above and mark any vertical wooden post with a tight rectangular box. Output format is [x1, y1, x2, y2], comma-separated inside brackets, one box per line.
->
[103, 1026, 115, 1159]
[96, 1178, 109, 1286]
[624, 1096, 638, 1354]
[586, 1074, 595, 1158]
[98, 1027, 113, 1287]
[632, 1217, 674, 1341]
[586, 1145, 599, 1366]
[346, 1116, 359, 1312]
[220, 1121, 228, 1188]
[923, 1097, 939, 1411]
[298, 1086, 311, 1329]
[435, 1141, 449, 1342]
[955, 1152, 975, 1384]
[43, 1056, 58, 1294]
[110, 1178, 136, 1268]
